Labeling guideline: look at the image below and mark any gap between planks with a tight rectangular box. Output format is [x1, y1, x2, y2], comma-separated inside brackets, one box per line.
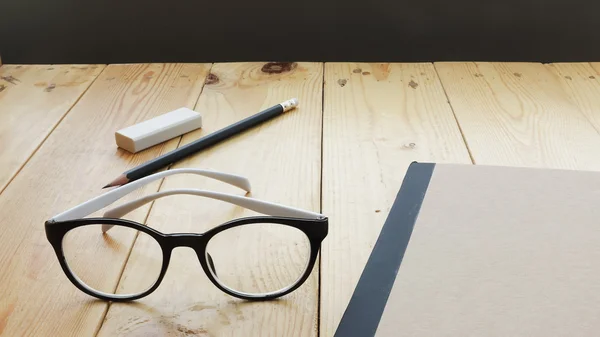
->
[93, 62, 215, 336]
[433, 64, 477, 165]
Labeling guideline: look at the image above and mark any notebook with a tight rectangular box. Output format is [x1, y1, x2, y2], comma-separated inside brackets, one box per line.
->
[335, 162, 600, 336]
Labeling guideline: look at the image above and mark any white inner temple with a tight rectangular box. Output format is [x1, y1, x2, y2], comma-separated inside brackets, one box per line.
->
[51, 168, 324, 232]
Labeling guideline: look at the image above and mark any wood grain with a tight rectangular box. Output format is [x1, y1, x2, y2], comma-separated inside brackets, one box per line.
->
[546, 63, 600, 133]
[97, 62, 324, 337]
[0, 63, 210, 336]
[0, 64, 104, 194]
[435, 62, 600, 170]
[320, 63, 472, 336]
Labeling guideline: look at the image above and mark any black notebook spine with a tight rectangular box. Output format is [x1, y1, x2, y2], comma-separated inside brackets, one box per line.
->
[334, 162, 435, 337]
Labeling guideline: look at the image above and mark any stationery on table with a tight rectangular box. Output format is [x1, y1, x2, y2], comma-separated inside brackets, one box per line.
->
[114, 107, 203, 154]
[105, 98, 299, 188]
[44, 97, 327, 302]
[336, 162, 600, 336]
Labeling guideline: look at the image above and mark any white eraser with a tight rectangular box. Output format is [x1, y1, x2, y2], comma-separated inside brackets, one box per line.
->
[115, 107, 202, 153]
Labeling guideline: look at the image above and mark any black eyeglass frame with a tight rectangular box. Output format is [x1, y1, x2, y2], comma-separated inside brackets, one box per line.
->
[45, 215, 328, 302]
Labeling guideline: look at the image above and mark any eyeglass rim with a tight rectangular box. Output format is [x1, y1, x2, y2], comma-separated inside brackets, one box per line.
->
[45, 215, 328, 301]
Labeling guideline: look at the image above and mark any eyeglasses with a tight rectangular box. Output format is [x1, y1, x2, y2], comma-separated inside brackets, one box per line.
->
[45, 168, 328, 302]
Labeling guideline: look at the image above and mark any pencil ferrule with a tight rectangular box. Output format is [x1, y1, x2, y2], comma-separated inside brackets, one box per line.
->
[280, 98, 299, 112]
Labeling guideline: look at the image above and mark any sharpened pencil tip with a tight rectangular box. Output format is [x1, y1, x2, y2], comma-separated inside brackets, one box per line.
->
[102, 174, 130, 189]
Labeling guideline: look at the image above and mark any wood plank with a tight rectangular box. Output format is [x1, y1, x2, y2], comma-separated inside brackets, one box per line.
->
[97, 62, 323, 337]
[320, 63, 472, 336]
[435, 62, 600, 169]
[545, 63, 600, 133]
[0, 64, 104, 193]
[0, 63, 211, 336]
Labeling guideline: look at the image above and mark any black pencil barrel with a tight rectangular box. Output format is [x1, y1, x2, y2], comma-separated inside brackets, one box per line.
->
[124, 104, 285, 182]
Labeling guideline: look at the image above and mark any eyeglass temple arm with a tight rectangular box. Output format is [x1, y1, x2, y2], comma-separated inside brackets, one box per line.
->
[51, 168, 251, 222]
[101, 189, 324, 232]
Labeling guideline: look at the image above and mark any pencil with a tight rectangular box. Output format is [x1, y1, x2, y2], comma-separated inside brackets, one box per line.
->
[103, 98, 299, 188]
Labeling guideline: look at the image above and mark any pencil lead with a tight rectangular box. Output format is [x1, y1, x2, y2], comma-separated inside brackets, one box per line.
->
[102, 174, 129, 189]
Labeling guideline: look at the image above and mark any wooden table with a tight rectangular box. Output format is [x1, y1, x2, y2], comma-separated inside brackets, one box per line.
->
[1, 61, 600, 336]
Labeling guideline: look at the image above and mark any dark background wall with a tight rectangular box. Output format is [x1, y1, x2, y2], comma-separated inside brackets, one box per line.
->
[1, 0, 599, 64]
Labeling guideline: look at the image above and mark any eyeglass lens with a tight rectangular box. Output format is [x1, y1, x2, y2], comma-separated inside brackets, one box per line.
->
[62, 224, 163, 296]
[206, 223, 312, 295]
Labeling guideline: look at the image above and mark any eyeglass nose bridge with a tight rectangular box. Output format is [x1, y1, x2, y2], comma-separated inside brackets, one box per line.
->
[164, 234, 218, 278]
[165, 233, 206, 249]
